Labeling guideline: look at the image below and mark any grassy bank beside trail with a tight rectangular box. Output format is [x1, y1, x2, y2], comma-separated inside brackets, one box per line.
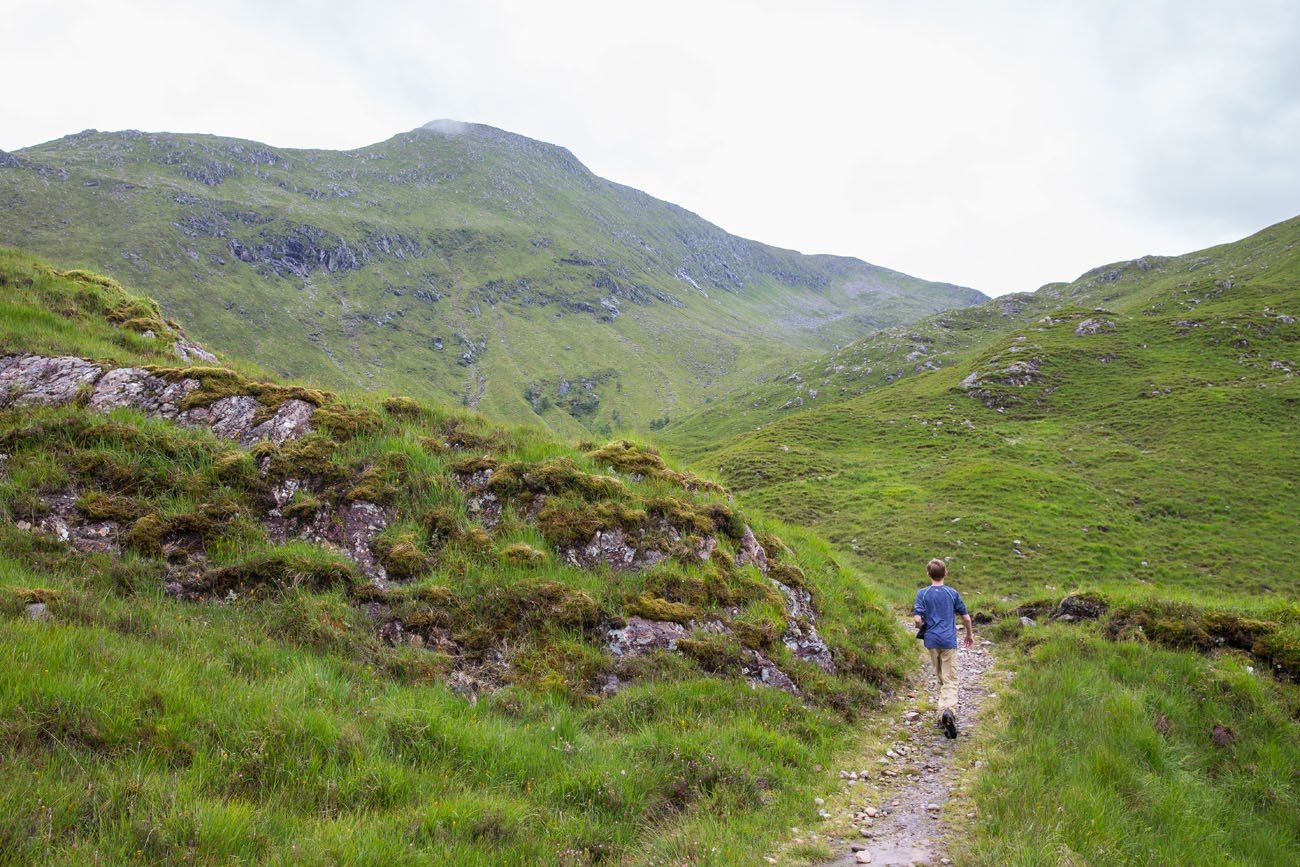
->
[0, 250, 916, 865]
[963, 622, 1300, 867]
[0, 533, 874, 866]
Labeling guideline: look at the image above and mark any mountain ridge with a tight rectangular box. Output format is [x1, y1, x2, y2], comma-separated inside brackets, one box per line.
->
[0, 122, 983, 434]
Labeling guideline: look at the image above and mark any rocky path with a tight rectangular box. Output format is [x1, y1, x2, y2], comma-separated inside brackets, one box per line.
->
[814, 638, 997, 866]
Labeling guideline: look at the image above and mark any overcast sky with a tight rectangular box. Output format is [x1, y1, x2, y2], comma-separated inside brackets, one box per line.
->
[4, 0, 1298, 295]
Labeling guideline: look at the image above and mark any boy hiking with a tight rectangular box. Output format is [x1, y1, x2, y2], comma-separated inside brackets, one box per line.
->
[913, 558, 973, 739]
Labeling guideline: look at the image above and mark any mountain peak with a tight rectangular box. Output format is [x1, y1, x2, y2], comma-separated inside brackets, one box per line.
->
[419, 118, 473, 136]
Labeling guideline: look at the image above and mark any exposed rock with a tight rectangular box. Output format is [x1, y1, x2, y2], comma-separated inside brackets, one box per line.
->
[335, 501, 389, 585]
[245, 398, 315, 445]
[960, 357, 1043, 408]
[190, 395, 261, 442]
[454, 467, 503, 526]
[564, 526, 666, 571]
[1050, 593, 1107, 621]
[25, 603, 51, 622]
[0, 354, 103, 406]
[1074, 318, 1116, 336]
[34, 492, 121, 555]
[3, 353, 317, 448]
[774, 579, 836, 672]
[742, 648, 798, 692]
[89, 367, 197, 417]
[608, 615, 689, 656]
[1019, 616, 1037, 627]
[173, 334, 218, 364]
[735, 524, 769, 573]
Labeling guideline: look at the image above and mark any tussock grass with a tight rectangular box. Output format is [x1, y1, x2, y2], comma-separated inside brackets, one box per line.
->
[0, 254, 910, 863]
[967, 628, 1300, 865]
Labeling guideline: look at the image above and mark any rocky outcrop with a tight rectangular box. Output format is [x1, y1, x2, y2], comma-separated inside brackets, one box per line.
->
[735, 525, 769, 572]
[608, 615, 690, 656]
[606, 615, 797, 693]
[1074, 318, 1116, 336]
[0, 354, 315, 446]
[173, 334, 218, 364]
[0, 355, 102, 406]
[774, 580, 836, 672]
[960, 357, 1043, 409]
[734, 524, 836, 673]
[565, 527, 668, 571]
[21, 493, 120, 555]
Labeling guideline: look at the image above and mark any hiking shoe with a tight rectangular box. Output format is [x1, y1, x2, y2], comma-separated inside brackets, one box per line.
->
[941, 709, 958, 739]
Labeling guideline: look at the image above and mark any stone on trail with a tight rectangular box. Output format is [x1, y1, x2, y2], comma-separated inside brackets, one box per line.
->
[855, 850, 873, 863]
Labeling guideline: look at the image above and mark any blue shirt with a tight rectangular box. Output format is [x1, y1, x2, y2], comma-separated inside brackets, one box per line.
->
[914, 584, 968, 649]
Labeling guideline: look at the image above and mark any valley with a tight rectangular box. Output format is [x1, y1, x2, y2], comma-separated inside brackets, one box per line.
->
[0, 124, 1296, 866]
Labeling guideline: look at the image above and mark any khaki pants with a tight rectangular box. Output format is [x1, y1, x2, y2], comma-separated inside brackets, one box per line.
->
[928, 647, 959, 717]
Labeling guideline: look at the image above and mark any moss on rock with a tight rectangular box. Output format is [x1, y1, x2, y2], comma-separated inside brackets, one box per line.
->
[624, 593, 700, 625]
[194, 550, 358, 596]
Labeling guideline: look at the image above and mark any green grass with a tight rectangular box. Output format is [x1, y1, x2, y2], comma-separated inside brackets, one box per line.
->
[663, 216, 1300, 863]
[0, 253, 911, 864]
[0, 533, 887, 865]
[665, 216, 1300, 609]
[0, 125, 982, 434]
[965, 625, 1299, 866]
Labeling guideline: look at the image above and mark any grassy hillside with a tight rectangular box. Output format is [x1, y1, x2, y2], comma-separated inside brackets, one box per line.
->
[0, 124, 982, 435]
[664, 217, 1300, 864]
[666, 216, 1300, 605]
[0, 252, 910, 865]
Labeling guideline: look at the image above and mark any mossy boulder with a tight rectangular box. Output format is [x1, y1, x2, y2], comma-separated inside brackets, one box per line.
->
[677, 634, 746, 673]
[376, 532, 429, 580]
[74, 492, 143, 523]
[624, 593, 701, 625]
[194, 550, 358, 597]
[382, 396, 425, 419]
[499, 542, 546, 566]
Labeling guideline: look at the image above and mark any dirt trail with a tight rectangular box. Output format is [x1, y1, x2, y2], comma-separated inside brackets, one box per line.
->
[818, 638, 996, 866]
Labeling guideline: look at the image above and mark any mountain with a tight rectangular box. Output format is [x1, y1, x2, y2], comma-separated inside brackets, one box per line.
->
[0, 122, 983, 434]
[0, 249, 908, 863]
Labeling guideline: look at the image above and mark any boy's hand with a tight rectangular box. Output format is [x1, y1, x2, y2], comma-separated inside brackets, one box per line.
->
[964, 632, 974, 648]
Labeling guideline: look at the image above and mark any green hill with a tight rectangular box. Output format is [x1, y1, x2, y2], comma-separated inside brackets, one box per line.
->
[0, 124, 982, 435]
[0, 250, 915, 864]
[666, 215, 1300, 604]
[662, 217, 1300, 864]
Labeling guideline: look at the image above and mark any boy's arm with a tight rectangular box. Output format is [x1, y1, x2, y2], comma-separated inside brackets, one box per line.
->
[962, 613, 975, 646]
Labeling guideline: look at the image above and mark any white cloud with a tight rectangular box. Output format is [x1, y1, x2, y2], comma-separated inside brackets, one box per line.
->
[1, 0, 1297, 295]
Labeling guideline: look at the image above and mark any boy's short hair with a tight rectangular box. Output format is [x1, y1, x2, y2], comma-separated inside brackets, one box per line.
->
[927, 558, 947, 580]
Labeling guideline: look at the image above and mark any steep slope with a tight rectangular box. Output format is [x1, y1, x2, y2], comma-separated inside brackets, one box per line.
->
[0, 124, 982, 434]
[0, 250, 918, 865]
